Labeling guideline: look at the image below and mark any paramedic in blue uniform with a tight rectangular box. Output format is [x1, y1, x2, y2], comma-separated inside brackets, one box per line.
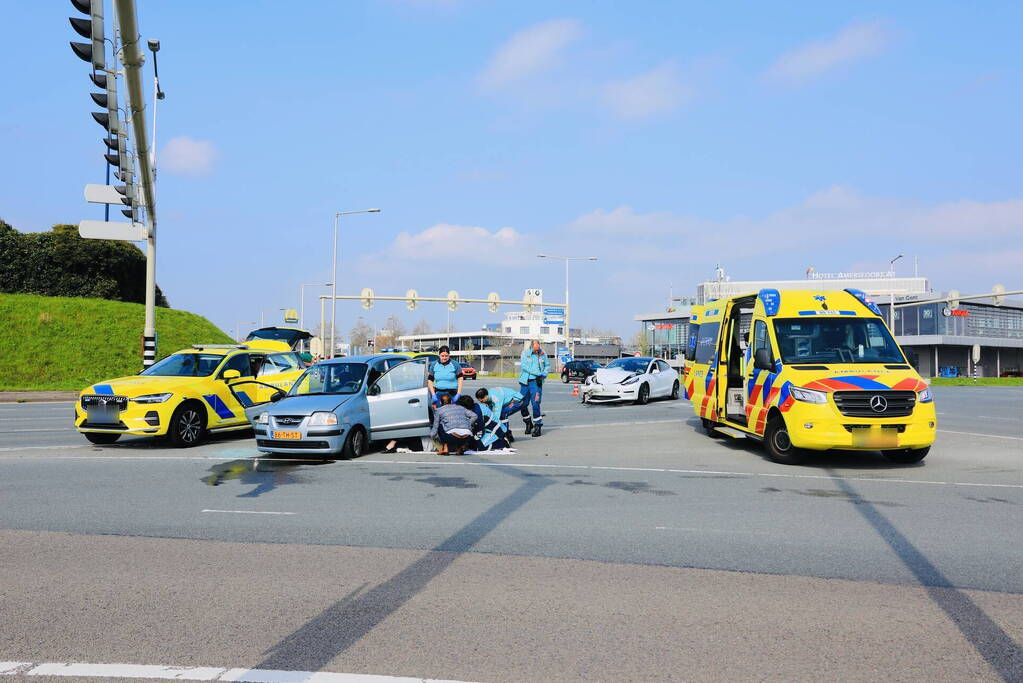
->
[428, 345, 464, 407]
[519, 339, 548, 437]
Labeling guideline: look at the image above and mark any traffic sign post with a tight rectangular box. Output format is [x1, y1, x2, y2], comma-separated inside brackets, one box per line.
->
[78, 219, 147, 241]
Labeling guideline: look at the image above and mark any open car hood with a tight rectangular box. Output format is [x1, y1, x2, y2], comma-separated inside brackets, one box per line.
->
[594, 368, 635, 385]
[245, 327, 313, 350]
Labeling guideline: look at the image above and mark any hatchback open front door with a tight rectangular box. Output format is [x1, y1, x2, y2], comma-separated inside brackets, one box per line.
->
[228, 379, 287, 424]
[366, 360, 431, 440]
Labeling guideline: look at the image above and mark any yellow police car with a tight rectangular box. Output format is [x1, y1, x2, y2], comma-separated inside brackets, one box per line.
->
[75, 341, 306, 447]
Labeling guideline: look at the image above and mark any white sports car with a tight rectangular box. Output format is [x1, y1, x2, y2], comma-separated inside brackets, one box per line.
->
[581, 357, 680, 405]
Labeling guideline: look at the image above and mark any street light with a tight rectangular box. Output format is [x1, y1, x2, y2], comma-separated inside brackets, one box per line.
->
[147, 39, 165, 176]
[234, 321, 256, 343]
[331, 208, 381, 358]
[537, 254, 598, 360]
[260, 308, 286, 327]
[887, 254, 905, 329]
[299, 282, 332, 331]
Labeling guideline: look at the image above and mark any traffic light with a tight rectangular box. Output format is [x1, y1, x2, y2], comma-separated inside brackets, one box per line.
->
[361, 288, 375, 310]
[447, 290, 460, 311]
[406, 289, 419, 311]
[993, 284, 1006, 307]
[69, 0, 104, 70]
[487, 292, 500, 313]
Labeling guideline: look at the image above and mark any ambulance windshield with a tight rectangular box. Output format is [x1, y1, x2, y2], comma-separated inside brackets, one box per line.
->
[773, 318, 906, 364]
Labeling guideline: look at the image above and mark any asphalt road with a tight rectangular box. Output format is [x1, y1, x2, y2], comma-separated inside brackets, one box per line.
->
[1, 381, 1021, 681]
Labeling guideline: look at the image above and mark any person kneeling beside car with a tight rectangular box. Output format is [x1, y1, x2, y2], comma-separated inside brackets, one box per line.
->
[431, 393, 478, 455]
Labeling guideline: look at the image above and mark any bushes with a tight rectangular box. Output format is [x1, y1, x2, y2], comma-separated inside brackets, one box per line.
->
[0, 220, 168, 307]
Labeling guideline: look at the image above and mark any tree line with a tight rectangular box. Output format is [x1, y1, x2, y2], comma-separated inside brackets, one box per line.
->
[0, 220, 169, 307]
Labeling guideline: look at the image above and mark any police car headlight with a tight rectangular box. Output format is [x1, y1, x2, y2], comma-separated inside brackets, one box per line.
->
[308, 411, 338, 426]
[790, 387, 828, 404]
[256, 411, 269, 424]
[917, 388, 933, 403]
[131, 393, 172, 404]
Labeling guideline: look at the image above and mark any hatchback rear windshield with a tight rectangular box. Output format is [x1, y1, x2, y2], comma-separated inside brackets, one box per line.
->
[773, 318, 905, 364]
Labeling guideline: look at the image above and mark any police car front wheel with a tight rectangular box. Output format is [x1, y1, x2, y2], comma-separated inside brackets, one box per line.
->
[168, 403, 207, 448]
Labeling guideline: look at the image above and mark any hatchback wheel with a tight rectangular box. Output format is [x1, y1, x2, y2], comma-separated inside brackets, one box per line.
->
[341, 426, 366, 459]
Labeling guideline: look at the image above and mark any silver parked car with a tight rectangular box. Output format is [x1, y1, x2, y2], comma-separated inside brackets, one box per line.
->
[234, 354, 432, 458]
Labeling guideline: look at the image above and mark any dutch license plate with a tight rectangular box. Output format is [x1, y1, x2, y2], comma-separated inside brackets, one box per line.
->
[87, 406, 119, 424]
[852, 427, 898, 448]
[272, 430, 301, 440]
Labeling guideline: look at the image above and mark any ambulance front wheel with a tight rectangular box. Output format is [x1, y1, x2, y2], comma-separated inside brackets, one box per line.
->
[881, 446, 929, 464]
[764, 415, 807, 465]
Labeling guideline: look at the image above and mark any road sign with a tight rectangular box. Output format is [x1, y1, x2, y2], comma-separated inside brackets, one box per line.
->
[78, 219, 146, 241]
[84, 184, 125, 205]
[283, 309, 299, 324]
[544, 307, 565, 316]
[972, 344, 981, 364]
[544, 318, 565, 325]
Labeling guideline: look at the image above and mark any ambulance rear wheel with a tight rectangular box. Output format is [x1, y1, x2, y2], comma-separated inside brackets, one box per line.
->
[764, 415, 807, 465]
[703, 418, 725, 439]
[84, 432, 120, 445]
[881, 447, 929, 464]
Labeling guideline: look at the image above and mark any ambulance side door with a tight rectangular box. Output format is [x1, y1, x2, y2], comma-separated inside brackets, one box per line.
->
[745, 318, 776, 434]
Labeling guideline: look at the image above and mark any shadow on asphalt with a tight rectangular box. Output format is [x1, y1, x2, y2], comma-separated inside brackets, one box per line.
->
[826, 470, 1022, 680]
[254, 459, 555, 673]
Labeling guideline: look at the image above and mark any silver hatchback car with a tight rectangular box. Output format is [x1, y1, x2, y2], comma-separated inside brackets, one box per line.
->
[238, 354, 432, 458]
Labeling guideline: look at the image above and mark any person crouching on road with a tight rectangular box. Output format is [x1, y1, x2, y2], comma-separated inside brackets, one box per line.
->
[475, 386, 525, 443]
[431, 393, 478, 456]
[428, 345, 464, 407]
[519, 339, 549, 437]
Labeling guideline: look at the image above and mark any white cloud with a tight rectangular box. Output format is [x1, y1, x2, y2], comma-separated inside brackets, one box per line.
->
[367, 223, 531, 266]
[600, 62, 693, 120]
[478, 18, 583, 92]
[765, 20, 890, 85]
[161, 136, 217, 176]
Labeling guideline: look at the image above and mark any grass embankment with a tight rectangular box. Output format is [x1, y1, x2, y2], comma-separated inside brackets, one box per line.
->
[930, 377, 1023, 387]
[0, 293, 231, 391]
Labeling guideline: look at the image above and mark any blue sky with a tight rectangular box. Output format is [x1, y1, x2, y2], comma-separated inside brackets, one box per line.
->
[3, 1, 1022, 338]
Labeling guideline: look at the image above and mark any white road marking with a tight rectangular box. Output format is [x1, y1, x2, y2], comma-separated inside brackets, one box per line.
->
[0, 428, 75, 433]
[201, 509, 296, 516]
[938, 429, 1023, 441]
[6, 660, 465, 682]
[0, 444, 92, 453]
[0, 417, 72, 421]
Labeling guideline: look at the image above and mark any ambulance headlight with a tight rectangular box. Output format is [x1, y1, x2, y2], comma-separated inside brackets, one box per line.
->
[256, 411, 269, 424]
[917, 388, 933, 403]
[790, 387, 828, 404]
[308, 411, 338, 426]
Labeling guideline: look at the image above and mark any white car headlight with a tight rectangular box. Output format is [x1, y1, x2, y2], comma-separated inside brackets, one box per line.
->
[621, 374, 641, 385]
[308, 411, 338, 426]
[584, 376, 593, 385]
[256, 411, 269, 424]
[131, 393, 172, 404]
[790, 386, 828, 404]
[917, 388, 933, 403]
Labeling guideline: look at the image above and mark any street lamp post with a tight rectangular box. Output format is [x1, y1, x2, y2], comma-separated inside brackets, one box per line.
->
[537, 254, 597, 361]
[234, 321, 256, 343]
[889, 254, 905, 329]
[331, 209, 381, 358]
[300, 282, 332, 331]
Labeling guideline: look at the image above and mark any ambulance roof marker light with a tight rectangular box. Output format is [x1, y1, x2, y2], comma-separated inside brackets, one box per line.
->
[844, 288, 882, 316]
[758, 289, 781, 317]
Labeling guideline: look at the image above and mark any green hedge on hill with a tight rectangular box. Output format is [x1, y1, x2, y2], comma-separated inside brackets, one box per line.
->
[0, 219, 169, 306]
[0, 294, 232, 391]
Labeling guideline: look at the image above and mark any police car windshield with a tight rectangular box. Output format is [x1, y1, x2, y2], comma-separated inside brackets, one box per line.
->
[773, 318, 906, 365]
[140, 353, 222, 377]
[607, 358, 649, 373]
[289, 363, 368, 396]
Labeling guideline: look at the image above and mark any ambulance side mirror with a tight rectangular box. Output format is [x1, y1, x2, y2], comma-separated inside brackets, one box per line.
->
[754, 348, 774, 371]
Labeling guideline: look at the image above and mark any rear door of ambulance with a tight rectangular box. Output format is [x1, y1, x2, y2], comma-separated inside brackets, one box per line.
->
[690, 304, 725, 422]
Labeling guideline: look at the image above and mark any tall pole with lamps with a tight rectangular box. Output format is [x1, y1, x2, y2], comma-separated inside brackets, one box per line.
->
[537, 254, 597, 361]
[300, 282, 332, 331]
[889, 254, 904, 330]
[331, 209, 381, 358]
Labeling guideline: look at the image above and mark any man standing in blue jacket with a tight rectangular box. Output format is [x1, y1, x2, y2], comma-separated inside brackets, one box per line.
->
[519, 339, 548, 437]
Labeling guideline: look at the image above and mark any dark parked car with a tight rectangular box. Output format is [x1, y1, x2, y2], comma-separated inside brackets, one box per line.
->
[561, 360, 602, 383]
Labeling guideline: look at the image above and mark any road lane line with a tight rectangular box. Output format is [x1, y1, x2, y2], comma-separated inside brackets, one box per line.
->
[201, 509, 296, 516]
[938, 429, 1023, 441]
[0, 445, 92, 453]
[0, 428, 75, 433]
[15, 660, 466, 682]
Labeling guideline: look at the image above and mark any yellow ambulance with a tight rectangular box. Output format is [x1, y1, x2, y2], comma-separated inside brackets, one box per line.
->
[683, 289, 936, 465]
